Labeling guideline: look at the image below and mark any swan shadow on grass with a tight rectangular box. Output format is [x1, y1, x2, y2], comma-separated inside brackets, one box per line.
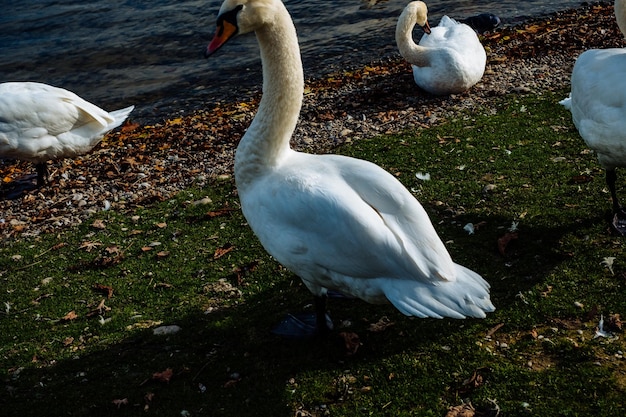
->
[0, 191, 611, 417]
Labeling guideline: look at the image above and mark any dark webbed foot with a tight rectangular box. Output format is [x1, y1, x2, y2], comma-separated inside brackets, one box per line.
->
[611, 208, 626, 236]
[271, 311, 333, 339]
[271, 295, 333, 339]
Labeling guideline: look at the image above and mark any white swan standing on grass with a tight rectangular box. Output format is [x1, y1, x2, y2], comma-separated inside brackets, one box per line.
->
[395, 1, 487, 95]
[0, 82, 134, 186]
[205, 0, 494, 337]
[560, 0, 626, 235]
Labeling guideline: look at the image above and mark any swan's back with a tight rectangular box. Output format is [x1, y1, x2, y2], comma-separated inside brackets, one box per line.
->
[414, 16, 486, 95]
[0, 82, 134, 163]
[419, 16, 475, 51]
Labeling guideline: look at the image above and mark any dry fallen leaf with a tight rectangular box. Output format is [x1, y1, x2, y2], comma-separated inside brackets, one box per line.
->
[93, 283, 114, 298]
[445, 403, 475, 417]
[61, 310, 78, 321]
[213, 243, 235, 259]
[79, 241, 102, 252]
[86, 299, 111, 318]
[497, 232, 518, 256]
[458, 368, 490, 394]
[152, 368, 174, 383]
[112, 398, 128, 408]
[206, 208, 235, 218]
[121, 121, 140, 133]
[367, 316, 395, 332]
[224, 378, 240, 388]
[232, 260, 259, 285]
[338, 331, 361, 356]
[486, 323, 505, 338]
[105, 245, 121, 255]
[91, 219, 106, 230]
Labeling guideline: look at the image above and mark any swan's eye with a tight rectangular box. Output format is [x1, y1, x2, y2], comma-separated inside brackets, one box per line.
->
[217, 4, 244, 35]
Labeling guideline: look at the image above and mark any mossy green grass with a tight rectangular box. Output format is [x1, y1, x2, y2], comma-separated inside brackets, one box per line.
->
[1, 91, 625, 416]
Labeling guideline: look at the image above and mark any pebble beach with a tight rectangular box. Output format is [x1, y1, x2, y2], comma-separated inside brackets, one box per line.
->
[0, 2, 623, 241]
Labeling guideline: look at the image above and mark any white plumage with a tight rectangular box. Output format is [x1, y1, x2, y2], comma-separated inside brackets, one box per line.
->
[0, 82, 134, 185]
[206, 0, 494, 335]
[560, 0, 626, 234]
[395, 1, 487, 95]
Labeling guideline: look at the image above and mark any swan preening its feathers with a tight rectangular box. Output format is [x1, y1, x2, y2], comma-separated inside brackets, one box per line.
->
[395, 1, 487, 95]
[0, 82, 134, 186]
[560, 0, 626, 235]
[207, 0, 494, 336]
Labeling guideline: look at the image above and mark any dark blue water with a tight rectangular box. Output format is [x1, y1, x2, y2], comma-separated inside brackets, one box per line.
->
[0, 0, 584, 122]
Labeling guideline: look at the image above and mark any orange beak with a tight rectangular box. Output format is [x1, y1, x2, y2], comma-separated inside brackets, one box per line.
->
[422, 20, 431, 34]
[205, 19, 238, 57]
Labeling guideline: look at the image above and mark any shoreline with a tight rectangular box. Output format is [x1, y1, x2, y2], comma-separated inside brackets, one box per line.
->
[0, 1, 622, 241]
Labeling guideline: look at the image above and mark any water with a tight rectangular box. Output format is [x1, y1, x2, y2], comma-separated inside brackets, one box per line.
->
[1, 0, 584, 123]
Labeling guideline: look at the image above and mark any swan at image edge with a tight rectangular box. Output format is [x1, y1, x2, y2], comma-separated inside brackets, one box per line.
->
[0, 82, 134, 186]
[559, 0, 626, 235]
[396, 1, 487, 95]
[205, 0, 494, 337]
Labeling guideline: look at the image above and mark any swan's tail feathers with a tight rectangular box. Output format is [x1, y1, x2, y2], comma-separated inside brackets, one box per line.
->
[439, 15, 460, 26]
[383, 264, 495, 319]
[107, 105, 135, 130]
[559, 95, 572, 110]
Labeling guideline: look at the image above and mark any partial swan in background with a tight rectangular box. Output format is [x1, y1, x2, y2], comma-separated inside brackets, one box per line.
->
[0, 82, 134, 186]
[395, 1, 487, 95]
[461, 13, 501, 35]
[560, 0, 626, 235]
[205, 0, 494, 337]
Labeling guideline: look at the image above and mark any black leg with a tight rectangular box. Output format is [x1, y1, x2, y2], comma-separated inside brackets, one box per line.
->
[35, 162, 48, 187]
[607, 169, 621, 213]
[607, 169, 626, 236]
[314, 295, 330, 335]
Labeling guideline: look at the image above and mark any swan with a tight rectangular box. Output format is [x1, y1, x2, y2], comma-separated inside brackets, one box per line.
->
[395, 1, 487, 95]
[0, 82, 134, 186]
[560, 0, 626, 235]
[205, 0, 494, 337]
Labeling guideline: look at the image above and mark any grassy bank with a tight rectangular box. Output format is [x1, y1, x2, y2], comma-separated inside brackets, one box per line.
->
[1, 90, 625, 416]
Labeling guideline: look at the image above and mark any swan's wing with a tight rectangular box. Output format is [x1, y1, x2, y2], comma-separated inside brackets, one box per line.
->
[419, 16, 485, 59]
[0, 82, 133, 160]
[336, 155, 457, 281]
[568, 49, 626, 164]
[0, 82, 114, 135]
[419, 16, 476, 46]
[242, 154, 457, 285]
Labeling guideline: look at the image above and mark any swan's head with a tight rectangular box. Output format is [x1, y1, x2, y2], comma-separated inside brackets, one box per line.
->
[205, 0, 278, 57]
[404, 1, 431, 34]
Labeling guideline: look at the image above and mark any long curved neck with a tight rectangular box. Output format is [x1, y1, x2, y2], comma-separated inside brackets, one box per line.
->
[234, 3, 303, 187]
[395, 9, 431, 67]
[616, 0, 626, 40]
